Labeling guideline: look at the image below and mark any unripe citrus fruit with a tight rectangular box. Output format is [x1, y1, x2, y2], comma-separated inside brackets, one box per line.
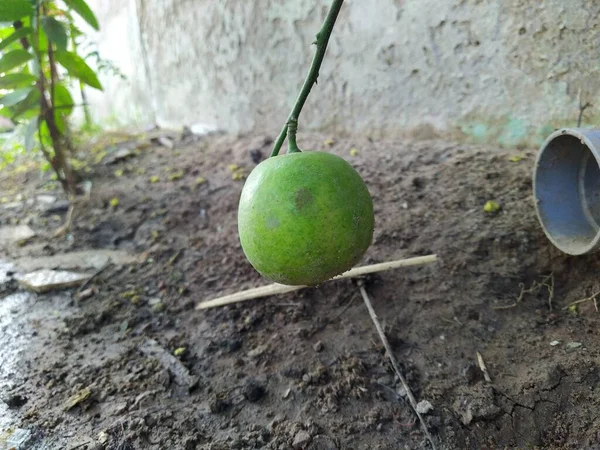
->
[238, 151, 374, 286]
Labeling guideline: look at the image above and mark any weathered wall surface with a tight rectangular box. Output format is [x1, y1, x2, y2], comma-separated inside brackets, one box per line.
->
[87, 0, 600, 147]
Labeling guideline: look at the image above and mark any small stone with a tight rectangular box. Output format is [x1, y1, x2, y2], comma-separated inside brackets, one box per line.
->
[566, 342, 582, 351]
[248, 344, 268, 358]
[313, 341, 324, 352]
[97, 431, 109, 445]
[16, 270, 90, 293]
[283, 387, 292, 399]
[0, 225, 36, 244]
[396, 386, 407, 398]
[308, 435, 338, 450]
[243, 378, 266, 402]
[293, 430, 312, 449]
[416, 400, 434, 415]
[103, 147, 134, 165]
[550, 340, 560, 346]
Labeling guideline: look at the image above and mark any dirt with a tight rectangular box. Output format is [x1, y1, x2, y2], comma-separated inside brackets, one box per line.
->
[1, 130, 600, 450]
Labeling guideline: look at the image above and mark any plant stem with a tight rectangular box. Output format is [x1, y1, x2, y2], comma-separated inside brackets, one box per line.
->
[271, 0, 344, 157]
[287, 119, 300, 153]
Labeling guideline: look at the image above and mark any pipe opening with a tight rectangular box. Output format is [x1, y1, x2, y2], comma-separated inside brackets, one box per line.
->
[534, 132, 600, 255]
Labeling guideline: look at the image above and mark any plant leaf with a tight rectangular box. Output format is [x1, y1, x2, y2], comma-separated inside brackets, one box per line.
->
[24, 115, 38, 151]
[41, 17, 68, 51]
[54, 109, 66, 134]
[0, 73, 37, 89]
[53, 84, 74, 116]
[0, 49, 33, 73]
[0, 87, 33, 107]
[0, 26, 33, 52]
[54, 50, 102, 90]
[63, 0, 99, 31]
[11, 88, 39, 118]
[0, 0, 33, 22]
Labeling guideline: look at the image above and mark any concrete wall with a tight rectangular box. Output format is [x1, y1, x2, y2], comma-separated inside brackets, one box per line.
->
[86, 0, 600, 147]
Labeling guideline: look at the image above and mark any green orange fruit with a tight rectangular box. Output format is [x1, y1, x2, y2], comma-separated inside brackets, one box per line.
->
[237, 151, 374, 286]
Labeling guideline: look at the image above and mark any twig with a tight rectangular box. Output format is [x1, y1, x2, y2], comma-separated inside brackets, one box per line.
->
[195, 254, 437, 310]
[77, 262, 113, 293]
[357, 281, 436, 449]
[578, 88, 592, 127]
[476, 351, 492, 383]
[491, 273, 554, 310]
[562, 291, 600, 311]
[271, 0, 345, 156]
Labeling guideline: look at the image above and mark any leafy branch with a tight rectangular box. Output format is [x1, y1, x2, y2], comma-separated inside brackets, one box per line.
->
[0, 0, 104, 197]
[271, 0, 344, 157]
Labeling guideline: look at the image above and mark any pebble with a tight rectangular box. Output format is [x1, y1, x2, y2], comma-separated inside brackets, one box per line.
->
[416, 400, 434, 415]
[293, 430, 312, 449]
[313, 341, 324, 352]
[566, 342, 582, 351]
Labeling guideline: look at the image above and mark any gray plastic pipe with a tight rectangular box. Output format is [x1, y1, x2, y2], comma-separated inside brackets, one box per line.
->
[534, 128, 600, 255]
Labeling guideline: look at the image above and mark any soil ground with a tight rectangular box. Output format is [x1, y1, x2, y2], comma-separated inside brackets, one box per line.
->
[1, 130, 600, 450]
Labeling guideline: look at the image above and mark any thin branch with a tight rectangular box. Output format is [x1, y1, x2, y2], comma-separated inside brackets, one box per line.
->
[578, 88, 592, 128]
[271, 0, 345, 156]
[562, 291, 600, 311]
[358, 281, 436, 449]
[196, 254, 438, 310]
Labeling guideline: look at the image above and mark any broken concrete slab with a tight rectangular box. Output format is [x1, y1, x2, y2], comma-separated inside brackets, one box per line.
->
[0, 226, 36, 245]
[14, 250, 139, 273]
[102, 147, 135, 165]
[15, 270, 91, 293]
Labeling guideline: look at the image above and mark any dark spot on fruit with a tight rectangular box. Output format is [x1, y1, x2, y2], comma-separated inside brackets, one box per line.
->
[295, 188, 314, 210]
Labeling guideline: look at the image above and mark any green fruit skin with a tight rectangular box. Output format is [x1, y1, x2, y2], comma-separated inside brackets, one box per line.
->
[238, 151, 374, 286]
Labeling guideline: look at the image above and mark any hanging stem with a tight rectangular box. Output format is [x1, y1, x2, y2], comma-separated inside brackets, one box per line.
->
[287, 119, 300, 153]
[271, 0, 344, 157]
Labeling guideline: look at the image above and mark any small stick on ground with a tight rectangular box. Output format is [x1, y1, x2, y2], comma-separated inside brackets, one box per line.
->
[476, 351, 492, 383]
[196, 254, 437, 310]
[562, 291, 600, 312]
[491, 273, 554, 311]
[77, 262, 113, 293]
[357, 280, 437, 449]
[577, 88, 592, 127]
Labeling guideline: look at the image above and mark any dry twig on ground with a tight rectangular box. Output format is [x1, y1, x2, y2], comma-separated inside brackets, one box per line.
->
[196, 255, 437, 310]
[357, 280, 437, 449]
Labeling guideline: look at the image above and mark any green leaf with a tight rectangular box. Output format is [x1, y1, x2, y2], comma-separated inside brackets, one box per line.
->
[54, 109, 66, 134]
[0, 49, 33, 73]
[11, 88, 39, 118]
[53, 84, 74, 116]
[24, 115, 38, 151]
[0, 73, 37, 89]
[54, 50, 102, 90]
[0, 0, 33, 22]
[63, 0, 99, 30]
[41, 17, 67, 51]
[0, 87, 33, 107]
[0, 27, 33, 52]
